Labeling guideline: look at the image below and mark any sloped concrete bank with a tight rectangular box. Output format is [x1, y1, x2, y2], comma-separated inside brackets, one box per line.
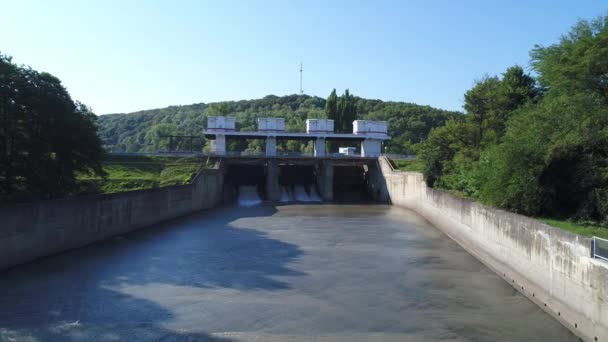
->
[378, 157, 608, 342]
[0, 168, 223, 271]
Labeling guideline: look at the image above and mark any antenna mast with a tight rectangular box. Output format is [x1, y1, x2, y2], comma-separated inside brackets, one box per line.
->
[299, 62, 303, 94]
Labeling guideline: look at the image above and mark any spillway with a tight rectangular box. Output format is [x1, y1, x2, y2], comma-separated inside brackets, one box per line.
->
[237, 185, 262, 206]
[0, 204, 577, 341]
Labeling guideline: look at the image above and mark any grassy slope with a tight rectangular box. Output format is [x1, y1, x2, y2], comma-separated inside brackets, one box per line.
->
[540, 218, 608, 239]
[78, 155, 205, 193]
[389, 158, 425, 172]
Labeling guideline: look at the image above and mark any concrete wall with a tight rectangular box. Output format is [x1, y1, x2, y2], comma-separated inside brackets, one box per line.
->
[316, 162, 333, 201]
[0, 168, 223, 271]
[378, 157, 608, 342]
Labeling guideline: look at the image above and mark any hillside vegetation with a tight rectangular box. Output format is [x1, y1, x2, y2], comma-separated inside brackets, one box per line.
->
[418, 15, 608, 229]
[98, 94, 461, 155]
[78, 155, 205, 194]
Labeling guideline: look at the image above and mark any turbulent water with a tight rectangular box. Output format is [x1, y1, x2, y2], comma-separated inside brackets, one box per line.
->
[0, 204, 577, 341]
[277, 185, 321, 203]
[237, 185, 262, 206]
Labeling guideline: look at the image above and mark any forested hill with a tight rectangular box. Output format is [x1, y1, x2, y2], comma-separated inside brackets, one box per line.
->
[97, 94, 462, 154]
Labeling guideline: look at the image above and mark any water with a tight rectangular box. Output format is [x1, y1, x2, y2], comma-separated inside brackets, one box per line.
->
[237, 185, 262, 206]
[292, 185, 321, 202]
[0, 204, 577, 341]
[280, 186, 292, 203]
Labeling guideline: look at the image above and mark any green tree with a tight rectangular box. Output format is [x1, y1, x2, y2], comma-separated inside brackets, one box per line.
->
[208, 102, 231, 117]
[0, 53, 105, 202]
[96, 94, 459, 155]
[324, 89, 338, 123]
[144, 123, 179, 152]
[337, 89, 357, 133]
[478, 16, 608, 222]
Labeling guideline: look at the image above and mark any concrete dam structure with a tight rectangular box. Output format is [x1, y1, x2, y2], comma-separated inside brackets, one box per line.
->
[0, 118, 606, 341]
[221, 155, 383, 204]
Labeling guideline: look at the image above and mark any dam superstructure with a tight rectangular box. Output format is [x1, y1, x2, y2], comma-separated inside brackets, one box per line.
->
[204, 116, 390, 203]
[203, 116, 390, 157]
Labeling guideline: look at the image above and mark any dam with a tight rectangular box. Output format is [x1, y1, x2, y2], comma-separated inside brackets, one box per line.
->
[0, 117, 605, 341]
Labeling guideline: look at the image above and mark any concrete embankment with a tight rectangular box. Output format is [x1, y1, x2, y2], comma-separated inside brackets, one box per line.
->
[378, 156, 608, 342]
[0, 168, 223, 271]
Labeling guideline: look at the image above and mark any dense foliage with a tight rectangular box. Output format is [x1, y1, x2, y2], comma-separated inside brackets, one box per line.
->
[419, 16, 608, 225]
[98, 93, 461, 155]
[78, 155, 204, 193]
[0, 53, 105, 203]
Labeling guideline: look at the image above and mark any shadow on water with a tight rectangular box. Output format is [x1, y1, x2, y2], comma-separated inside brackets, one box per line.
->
[0, 204, 304, 341]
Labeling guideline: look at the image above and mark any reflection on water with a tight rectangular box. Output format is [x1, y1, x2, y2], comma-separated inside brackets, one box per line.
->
[0, 204, 577, 341]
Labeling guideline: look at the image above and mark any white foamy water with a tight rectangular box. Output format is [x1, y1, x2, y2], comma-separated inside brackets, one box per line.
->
[280, 187, 292, 202]
[238, 185, 262, 206]
[292, 186, 320, 202]
[293, 185, 310, 202]
[308, 188, 321, 202]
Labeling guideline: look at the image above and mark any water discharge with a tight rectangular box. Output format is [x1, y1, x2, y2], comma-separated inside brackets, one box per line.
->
[0, 204, 577, 341]
[292, 185, 321, 202]
[237, 185, 262, 206]
[280, 186, 292, 202]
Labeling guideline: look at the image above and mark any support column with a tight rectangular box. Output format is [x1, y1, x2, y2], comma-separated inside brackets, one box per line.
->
[314, 137, 326, 157]
[212, 134, 226, 155]
[361, 139, 382, 157]
[266, 136, 277, 157]
[266, 160, 281, 201]
[316, 161, 333, 201]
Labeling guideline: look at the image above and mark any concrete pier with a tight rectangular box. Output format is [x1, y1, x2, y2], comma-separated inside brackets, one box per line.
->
[316, 162, 333, 200]
[314, 137, 326, 157]
[265, 160, 281, 201]
[265, 136, 277, 157]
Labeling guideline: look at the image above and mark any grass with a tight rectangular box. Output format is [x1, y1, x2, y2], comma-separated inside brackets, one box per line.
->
[540, 218, 608, 239]
[389, 158, 424, 172]
[78, 155, 207, 194]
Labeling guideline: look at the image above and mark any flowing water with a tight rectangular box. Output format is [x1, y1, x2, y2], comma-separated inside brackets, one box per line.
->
[237, 185, 262, 206]
[0, 204, 577, 341]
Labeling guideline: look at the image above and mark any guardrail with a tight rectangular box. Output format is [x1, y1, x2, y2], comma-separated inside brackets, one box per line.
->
[593, 236, 608, 261]
[109, 151, 401, 159]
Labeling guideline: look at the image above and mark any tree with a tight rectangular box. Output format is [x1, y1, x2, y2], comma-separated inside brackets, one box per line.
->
[464, 67, 538, 147]
[144, 123, 179, 151]
[423, 15, 608, 225]
[96, 94, 459, 154]
[208, 102, 231, 117]
[324, 89, 338, 123]
[337, 89, 357, 133]
[0, 53, 105, 202]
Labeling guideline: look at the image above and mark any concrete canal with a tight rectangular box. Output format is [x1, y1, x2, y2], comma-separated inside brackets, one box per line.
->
[0, 204, 576, 341]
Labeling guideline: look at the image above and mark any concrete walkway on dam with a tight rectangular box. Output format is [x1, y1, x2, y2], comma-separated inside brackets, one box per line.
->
[0, 204, 577, 342]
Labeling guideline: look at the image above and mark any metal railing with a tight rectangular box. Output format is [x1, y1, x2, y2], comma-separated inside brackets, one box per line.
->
[593, 236, 608, 261]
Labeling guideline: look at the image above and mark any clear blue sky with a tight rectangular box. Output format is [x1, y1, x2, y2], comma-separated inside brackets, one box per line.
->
[1, 1, 606, 114]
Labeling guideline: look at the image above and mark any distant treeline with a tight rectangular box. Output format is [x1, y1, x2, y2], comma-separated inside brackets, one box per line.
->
[418, 15, 608, 226]
[98, 94, 461, 155]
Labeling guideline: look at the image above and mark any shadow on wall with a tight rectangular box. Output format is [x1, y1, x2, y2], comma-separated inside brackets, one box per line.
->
[0, 205, 305, 341]
[365, 161, 391, 204]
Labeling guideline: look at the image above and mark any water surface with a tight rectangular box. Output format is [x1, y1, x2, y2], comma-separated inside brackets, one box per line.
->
[0, 204, 576, 341]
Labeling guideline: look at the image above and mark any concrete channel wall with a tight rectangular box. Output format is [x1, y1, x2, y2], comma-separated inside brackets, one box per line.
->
[378, 157, 608, 342]
[0, 168, 223, 271]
